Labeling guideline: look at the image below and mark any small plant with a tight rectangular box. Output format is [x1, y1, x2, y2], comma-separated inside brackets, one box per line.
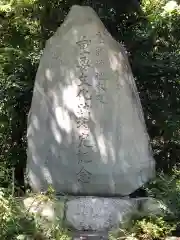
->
[129, 216, 176, 240]
[0, 186, 71, 239]
[145, 167, 180, 219]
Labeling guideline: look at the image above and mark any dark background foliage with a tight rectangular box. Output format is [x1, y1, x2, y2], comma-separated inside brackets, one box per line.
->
[0, 0, 179, 194]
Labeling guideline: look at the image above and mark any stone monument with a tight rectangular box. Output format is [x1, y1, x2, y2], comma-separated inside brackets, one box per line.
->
[26, 5, 155, 197]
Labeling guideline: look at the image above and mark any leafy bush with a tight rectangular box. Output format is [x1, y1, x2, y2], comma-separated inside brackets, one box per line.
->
[0, 188, 71, 239]
[110, 168, 180, 240]
[145, 167, 180, 219]
[129, 216, 176, 240]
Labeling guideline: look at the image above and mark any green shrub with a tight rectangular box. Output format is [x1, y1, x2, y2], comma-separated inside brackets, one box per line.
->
[145, 167, 180, 219]
[0, 188, 70, 239]
[129, 216, 176, 240]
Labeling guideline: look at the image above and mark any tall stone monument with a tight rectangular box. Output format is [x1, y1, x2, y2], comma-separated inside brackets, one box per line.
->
[26, 5, 155, 196]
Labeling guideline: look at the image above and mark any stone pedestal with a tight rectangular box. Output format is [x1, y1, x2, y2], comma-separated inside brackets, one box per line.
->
[72, 231, 108, 240]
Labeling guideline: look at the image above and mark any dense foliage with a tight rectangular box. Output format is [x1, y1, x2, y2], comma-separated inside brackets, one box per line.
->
[0, 0, 180, 238]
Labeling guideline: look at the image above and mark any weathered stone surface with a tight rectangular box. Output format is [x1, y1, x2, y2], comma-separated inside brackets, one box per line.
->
[165, 237, 179, 240]
[66, 197, 137, 230]
[21, 196, 65, 222]
[26, 5, 155, 195]
[132, 197, 168, 216]
[17, 196, 166, 231]
[139, 197, 168, 216]
[125, 237, 138, 240]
